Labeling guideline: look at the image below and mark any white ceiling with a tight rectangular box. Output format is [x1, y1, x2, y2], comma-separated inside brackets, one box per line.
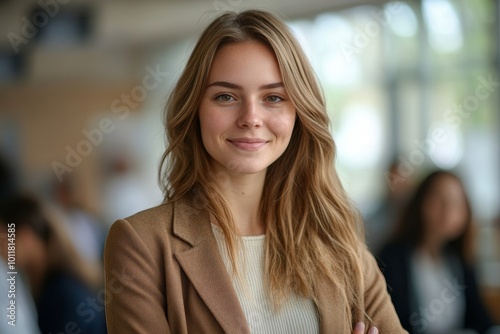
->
[0, 0, 385, 81]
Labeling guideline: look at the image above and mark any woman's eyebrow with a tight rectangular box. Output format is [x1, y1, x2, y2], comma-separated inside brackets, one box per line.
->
[207, 81, 242, 89]
[260, 82, 284, 89]
[206, 81, 284, 90]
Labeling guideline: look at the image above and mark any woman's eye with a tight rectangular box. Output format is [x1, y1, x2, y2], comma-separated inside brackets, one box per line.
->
[215, 94, 234, 102]
[265, 95, 283, 103]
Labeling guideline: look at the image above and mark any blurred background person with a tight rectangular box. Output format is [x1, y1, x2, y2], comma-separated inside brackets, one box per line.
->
[0, 155, 40, 333]
[364, 158, 415, 253]
[0, 195, 106, 334]
[51, 175, 106, 269]
[377, 170, 496, 334]
[0, 155, 18, 203]
[0, 205, 42, 334]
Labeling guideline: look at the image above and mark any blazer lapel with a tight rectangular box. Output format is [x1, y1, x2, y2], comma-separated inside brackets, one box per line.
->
[316, 278, 350, 333]
[173, 195, 250, 334]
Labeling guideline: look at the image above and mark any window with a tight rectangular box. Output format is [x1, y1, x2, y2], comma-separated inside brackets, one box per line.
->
[288, 0, 499, 224]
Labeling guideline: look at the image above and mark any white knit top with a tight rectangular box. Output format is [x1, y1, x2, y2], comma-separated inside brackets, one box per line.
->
[211, 224, 320, 334]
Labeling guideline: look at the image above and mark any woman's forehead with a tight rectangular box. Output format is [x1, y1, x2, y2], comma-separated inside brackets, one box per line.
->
[207, 41, 283, 87]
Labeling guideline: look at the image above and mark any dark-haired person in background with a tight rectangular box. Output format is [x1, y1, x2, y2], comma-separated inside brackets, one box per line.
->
[0, 155, 17, 203]
[0, 195, 107, 334]
[377, 170, 496, 334]
[0, 154, 41, 333]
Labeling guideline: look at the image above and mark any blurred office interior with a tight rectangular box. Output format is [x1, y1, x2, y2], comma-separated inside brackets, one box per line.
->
[0, 0, 499, 327]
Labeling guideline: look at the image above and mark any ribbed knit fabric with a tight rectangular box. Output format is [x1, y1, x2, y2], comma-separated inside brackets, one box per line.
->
[211, 224, 320, 334]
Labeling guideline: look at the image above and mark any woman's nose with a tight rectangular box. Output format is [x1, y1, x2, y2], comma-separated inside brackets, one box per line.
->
[237, 101, 263, 128]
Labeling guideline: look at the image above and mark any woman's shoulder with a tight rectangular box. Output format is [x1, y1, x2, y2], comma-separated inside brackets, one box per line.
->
[378, 240, 411, 257]
[122, 202, 174, 227]
[111, 194, 200, 231]
[107, 202, 173, 239]
[107, 194, 207, 246]
[105, 203, 176, 255]
[376, 240, 412, 269]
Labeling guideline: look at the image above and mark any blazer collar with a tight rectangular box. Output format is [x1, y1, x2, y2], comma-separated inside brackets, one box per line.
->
[172, 194, 250, 334]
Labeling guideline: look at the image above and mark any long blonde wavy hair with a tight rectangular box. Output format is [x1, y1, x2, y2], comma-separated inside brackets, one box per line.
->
[159, 9, 366, 327]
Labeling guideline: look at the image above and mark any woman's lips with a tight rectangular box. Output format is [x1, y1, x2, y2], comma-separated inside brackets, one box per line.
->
[228, 138, 268, 151]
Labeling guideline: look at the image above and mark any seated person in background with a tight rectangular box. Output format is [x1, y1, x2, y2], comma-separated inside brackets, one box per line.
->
[0, 156, 41, 333]
[0, 209, 41, 333]
[0, 195, 107, 334]
[377, 170, 496, 334]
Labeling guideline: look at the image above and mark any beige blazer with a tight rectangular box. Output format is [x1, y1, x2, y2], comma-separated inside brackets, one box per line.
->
[104, 194, 407, 333]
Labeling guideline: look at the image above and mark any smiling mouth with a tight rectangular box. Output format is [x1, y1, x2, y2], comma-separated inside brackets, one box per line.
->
[227, 138, 268, 151]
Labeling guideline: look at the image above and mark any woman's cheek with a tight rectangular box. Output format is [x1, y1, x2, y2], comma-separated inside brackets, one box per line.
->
[269, 112, 296, 135]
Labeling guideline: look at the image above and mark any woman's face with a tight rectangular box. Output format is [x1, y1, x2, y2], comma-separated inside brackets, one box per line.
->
[422, 175, 468, 243]
[198, 40, 296, 176]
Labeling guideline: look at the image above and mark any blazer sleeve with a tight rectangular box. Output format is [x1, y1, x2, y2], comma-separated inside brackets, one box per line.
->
[362, 248, 409, 333]
[104, 219, 171, 334]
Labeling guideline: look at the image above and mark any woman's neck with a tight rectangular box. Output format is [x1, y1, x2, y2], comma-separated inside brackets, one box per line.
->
[418, 236, 445, 263]
[214, 171, 266, 236]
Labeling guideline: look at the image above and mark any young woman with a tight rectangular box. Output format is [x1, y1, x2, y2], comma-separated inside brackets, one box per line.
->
[378, 171, 495, 333]
[104, 10, 406, 333]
